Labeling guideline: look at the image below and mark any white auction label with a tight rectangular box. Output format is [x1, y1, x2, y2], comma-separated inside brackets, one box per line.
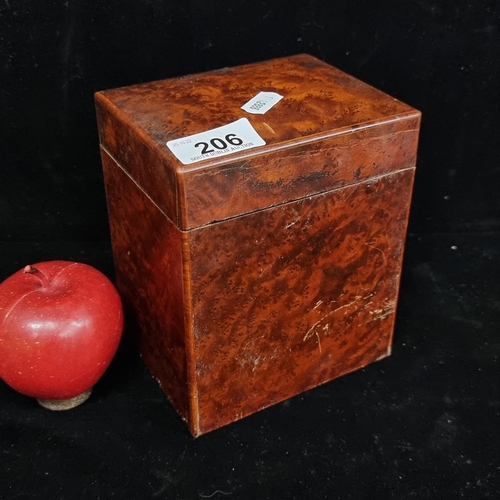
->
[241, 91, 283, 115]
[166, 118, 266, 165]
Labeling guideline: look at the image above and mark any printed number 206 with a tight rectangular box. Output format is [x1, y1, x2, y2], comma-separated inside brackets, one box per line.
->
[194, 134, 243, 154]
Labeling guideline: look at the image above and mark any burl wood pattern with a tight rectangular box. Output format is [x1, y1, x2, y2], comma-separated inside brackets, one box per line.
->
[96, 54, 421, 436]
[101, 145, 414, 435]
[101, 150, 191, 422]
[95, 54, 420, 230]
[188, 168, 414, 435]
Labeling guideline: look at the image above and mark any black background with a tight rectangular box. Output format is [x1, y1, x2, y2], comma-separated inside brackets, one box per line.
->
[1, 1, 499, 498]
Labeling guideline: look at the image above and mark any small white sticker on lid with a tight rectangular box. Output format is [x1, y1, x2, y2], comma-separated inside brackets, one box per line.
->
[166, 118, 266, 165]
[241, 91, 283, 115]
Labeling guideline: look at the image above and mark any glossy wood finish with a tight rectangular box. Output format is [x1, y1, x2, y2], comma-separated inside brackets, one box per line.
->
[101, 151, 191, 422]
[96, 54, 421, 436]
[95, 54, 420, 230]
[188, 168, 415, 434]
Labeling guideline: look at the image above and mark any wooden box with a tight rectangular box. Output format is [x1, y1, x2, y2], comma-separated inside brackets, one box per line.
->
[95, 54, 420, 436]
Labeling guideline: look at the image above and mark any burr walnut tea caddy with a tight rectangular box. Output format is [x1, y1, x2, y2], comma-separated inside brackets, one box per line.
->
[95, 54, 421, 436]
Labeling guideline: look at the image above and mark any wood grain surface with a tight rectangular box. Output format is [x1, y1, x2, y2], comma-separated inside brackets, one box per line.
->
[187, 168, 415, 435]
[102, 146, 414, 435]
[96, 54, 420, 230]
[96, 54, 420, 435]
[101, 150, 191, 423]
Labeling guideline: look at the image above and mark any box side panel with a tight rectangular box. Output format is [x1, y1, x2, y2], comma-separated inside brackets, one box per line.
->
[181, 115, 420, 228]
[187, 167, 415, 435]
[95, 94, 180, 226]
[100, 149, 191, 423]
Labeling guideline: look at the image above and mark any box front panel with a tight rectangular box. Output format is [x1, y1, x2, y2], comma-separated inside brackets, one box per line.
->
[188, 168, 415, 434]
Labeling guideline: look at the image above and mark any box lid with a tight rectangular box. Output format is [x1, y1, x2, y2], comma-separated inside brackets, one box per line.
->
[95, 54, 420, 231]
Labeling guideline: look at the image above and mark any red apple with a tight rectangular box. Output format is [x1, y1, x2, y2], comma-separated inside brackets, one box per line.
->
[0, 260, 123, 409]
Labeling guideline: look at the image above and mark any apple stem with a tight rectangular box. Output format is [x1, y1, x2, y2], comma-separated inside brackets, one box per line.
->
[23, 265, 51, 288]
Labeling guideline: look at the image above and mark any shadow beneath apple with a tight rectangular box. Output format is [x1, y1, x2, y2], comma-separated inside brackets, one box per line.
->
[87, 315, 187, 434]
[91, 319, 146, 401]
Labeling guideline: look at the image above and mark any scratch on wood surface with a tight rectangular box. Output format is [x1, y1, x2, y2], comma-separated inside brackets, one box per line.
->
[262, 122, 275, 134]
[303, 292, 379, 351]
[385, 233, 391, 250]
[365, 240, 387, 266]
[315, 331, 322, 353]
[303, 296, 362, 342]
[252, 356, 263, 371]
[285, 219, 299, 229]
[360, 299, 396, 325]
[259, 264, 271, 277]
